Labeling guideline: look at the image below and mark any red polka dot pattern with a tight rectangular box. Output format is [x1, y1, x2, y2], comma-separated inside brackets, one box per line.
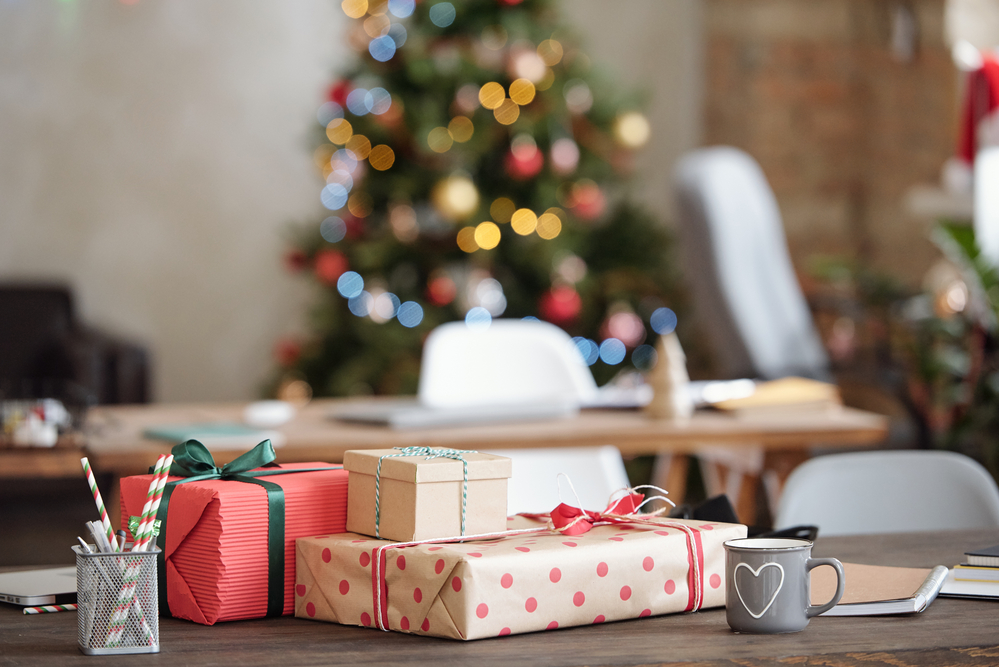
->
[643, 557, 654, 572]
[573, 591, 585, 607]
[710, 573, 721, 589]
[501, 573, 513, 588]
[339, 580, 350, 595]
[428, 546, 442, 551]
[296, 584, 306, 597]
[515, 546, 530, 553]
[361, 612, 371, 626]
[359, 552, 370, 567]
[398, 555, 406, 570]
[421, 618, 430, 632]
[549, 568, 561, 583]
[499, 627, 511, 636]
[597, 562, 609, 577]
[435, 559, 445, 574]
[401, 616, 410, 630]
[562, 542, 577, 547]
[322, 548, 331, 563]
[469, 553, 482, 558]
[639, 609, 652, 617]
[525, 597, 537, 613]
[547, 621, 559, 630]
[620, 586, 632, 601]
[452, 576, 462, 592]
[664, 579, 676, 595]
[476, 603, 489, 619]
[306, 602, 316, 617]
[414, 588, 422, 603]
[609, 537, 624, 542]
[593, 614, 605, 624]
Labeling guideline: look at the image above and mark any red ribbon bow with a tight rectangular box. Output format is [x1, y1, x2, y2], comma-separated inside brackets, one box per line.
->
[548, 491, 646, 535]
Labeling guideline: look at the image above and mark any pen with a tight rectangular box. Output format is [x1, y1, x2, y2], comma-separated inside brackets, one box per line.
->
[77, 536, 93, 554]
[116, 530, 127, 551]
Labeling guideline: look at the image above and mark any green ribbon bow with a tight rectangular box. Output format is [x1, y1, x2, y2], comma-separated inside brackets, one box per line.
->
[152, 439, 340, 618]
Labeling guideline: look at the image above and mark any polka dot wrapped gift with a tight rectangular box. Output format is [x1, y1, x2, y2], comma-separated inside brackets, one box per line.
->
[295, 514, 746, 640]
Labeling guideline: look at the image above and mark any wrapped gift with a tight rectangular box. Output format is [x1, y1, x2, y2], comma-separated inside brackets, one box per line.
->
[344, 447, 511, 541]
[295, 512, 746, 640]
[120, 440, 348, 625]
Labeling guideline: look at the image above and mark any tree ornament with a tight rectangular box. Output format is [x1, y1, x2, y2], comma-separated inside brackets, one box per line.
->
[539, 285, 582, 325]
[644, 333, 693, 421]
[315, 249, 349, 284]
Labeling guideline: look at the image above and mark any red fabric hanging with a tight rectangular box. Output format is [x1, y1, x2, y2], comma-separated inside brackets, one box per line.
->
[958, 53, 999, 163]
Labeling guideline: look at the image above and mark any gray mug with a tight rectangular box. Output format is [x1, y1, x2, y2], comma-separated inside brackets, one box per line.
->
[724, 537, 844, 634]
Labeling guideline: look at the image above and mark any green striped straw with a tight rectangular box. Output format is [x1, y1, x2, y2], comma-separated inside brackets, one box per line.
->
[23, 604, 77, 614]
[80, 457, 117, 552]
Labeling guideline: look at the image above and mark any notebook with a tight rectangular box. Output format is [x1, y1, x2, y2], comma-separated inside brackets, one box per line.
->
[953, 564, 999, 582]
[965, 543, 999, 568]
[940, 568, 999, 600]
[810, 562, 948, 615]
[330, 397, 577, 429]
[0, 566, 77, 606]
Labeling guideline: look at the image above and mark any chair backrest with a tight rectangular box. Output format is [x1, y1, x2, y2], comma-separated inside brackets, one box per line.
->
[418, 319, 598, 408]
[774, 450, 999, 536]
[673, 146, 829, 380]
[483, 446, 631, 515]
[0, 284, 76, 384]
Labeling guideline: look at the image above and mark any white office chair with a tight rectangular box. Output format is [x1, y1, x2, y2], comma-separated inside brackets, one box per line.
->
[774, 450, 999, 536]
[419, 319, 599, 408]
[669, 146, 833, 521]
[483, 445, 631, 515]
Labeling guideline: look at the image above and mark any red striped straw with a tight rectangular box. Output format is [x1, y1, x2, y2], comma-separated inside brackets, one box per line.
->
[80, 457, 117, 552]
[106, 454, 173, 648]
[23, 604, 78, 615]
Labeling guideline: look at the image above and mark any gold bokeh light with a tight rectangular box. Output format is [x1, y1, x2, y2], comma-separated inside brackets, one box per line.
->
[432, 175, 479, 220]
[448, 116, 474, 142]
[490, 197, 515, 223]
[345, 134, 372, 160]
[536, 212, 562, 239]
[314, 144, 335, 170]
[367, 0, 388, 15]
[509, 79, 536, 106]
[510, 208, 537, 235]
[474, 221, 501, 250]
[363, 14, 390, 37]
[326, 118, 353, 145]
[478, 82, 506, 110]
[456, 227, 479, 253]
[428, 126, 454, 153]
[537, 39, 563, 66]
[614, 111, 651, 148]
[368, 144, 395, 170]
[341, 0, 367, 19]
[494, 99, 520, 125]
[348, 192, 373, 218]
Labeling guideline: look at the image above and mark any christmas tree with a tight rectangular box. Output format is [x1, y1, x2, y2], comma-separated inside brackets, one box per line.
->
[273, 0, 681, 398]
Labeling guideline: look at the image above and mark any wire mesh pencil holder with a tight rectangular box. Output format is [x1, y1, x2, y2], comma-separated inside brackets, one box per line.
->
[73, 544, 160, 655]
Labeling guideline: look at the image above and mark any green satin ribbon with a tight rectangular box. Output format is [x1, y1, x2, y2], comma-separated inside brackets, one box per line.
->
[151, 439, 339, 618]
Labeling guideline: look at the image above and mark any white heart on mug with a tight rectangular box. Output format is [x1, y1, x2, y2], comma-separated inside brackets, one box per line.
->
[734, 561, 785, 619]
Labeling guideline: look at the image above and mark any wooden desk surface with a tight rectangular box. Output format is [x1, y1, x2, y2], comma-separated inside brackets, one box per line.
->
[2, 529, 997, 666]
[82, 398, 888, 475]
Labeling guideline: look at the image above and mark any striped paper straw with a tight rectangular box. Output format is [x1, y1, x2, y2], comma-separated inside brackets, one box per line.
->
[23, 604, 78, 615]
[80, 457, 117, 552]
[106, 454, 172, 647]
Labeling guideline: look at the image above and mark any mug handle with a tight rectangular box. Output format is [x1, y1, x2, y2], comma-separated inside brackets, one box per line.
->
[805, 557, 845, 618]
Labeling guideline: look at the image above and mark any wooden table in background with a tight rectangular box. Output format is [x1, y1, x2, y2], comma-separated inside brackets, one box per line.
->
[77, 398, 888, 528]
[2, 528, 997, 666]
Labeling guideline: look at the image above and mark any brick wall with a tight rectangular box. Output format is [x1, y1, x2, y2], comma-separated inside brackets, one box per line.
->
[704, 0, 957, 284]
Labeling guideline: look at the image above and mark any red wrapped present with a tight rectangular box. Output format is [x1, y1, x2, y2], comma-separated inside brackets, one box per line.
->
[295, 498, 745, 640]
[120, 440, 348, 625]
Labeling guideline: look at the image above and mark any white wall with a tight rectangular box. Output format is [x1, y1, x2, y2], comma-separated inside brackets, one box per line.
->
[0, 0, 701, 403]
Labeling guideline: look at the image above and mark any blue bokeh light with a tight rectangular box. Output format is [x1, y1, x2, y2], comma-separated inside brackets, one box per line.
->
[572, 337, 599, 366]
[337, 271, 364, 299]
[521, 316, 540, 322]
[465, 306, 492, 330]
[320, 216, 347, 243]
[330, 149, 358, 172]
[368, 88, 392, 115]
[321, 183, 348, 210]
[387, 0, 415, 18]
[632, 344, 658, 371]
[348, 291, 374, 317]
[346, 88, 370, 116]
[387, 23, 407, 48]
[651, 307, 677, 335]
[599, 338, 626, 365]
[317, 101, 344, 126]
[369, 35, 397, 62]
[429, 2, 455, 27]
[397, 301, 424, 328]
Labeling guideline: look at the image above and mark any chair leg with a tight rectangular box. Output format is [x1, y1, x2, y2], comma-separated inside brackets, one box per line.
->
[650, 453, 689, 510]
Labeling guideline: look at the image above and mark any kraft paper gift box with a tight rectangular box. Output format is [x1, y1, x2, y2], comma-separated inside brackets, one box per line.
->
[344, 448, 512, 542]
[294, 517, 746, 640]
[120, 441, 348, 625]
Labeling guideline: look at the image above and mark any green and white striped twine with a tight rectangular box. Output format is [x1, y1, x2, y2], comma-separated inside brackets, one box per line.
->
[374, 446, 474, 538]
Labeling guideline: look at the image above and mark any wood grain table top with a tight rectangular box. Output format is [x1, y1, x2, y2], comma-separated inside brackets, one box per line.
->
[2, 528, 996, 666]
[79, 398, 889, 475]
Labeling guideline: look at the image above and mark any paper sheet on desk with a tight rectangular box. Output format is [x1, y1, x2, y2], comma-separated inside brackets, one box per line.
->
[811, 562, 931, 606]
